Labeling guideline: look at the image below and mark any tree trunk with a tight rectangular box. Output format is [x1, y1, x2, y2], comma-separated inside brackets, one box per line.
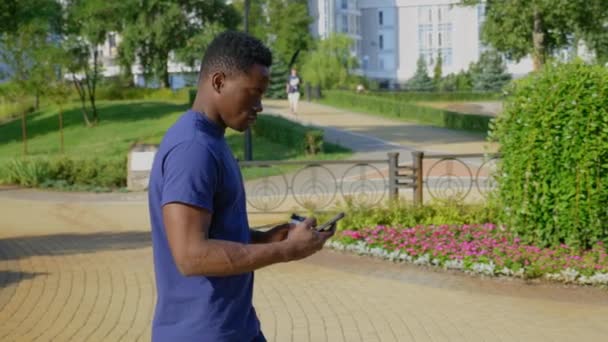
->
[161, 66, 170, 89]
[123, 63, 135, 87]
[158, 52, 171, 89]
[73, 76, 92, 127]
[532, 9, 545, 71]
[88, 49, 99, 124]
[21, 110, 27, 155]
[59, 107, 64, 154]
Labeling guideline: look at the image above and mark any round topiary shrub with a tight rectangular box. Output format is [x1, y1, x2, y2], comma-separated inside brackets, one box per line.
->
[491, 61, 608, 249]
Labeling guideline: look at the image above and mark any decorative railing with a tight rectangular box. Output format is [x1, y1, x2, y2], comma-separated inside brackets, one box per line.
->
[239, 152, 499, 212]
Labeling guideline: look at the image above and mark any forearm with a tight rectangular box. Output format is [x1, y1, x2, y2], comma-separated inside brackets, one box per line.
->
[179, 239, 289, 277]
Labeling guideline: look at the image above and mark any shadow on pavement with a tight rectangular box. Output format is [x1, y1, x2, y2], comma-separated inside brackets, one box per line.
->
[0, 270, 45, 289]
[0, 231, 151, 262]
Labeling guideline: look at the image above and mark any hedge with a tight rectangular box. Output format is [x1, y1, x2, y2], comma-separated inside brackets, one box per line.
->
[321, 90, 492, 133]
[370, 91, 502, 102]
[253, 114, 324, 155]
[1, 156, 127, 190]
[491, 62, 608, 249]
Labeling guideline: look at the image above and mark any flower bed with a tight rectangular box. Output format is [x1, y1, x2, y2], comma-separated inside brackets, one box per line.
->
[328, 224, 608, 286]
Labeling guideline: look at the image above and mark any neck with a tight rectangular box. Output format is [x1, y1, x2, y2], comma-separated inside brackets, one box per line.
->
[191, 89, 225, 129]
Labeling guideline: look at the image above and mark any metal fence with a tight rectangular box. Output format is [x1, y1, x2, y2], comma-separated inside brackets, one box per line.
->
[239, 152, 500, 213]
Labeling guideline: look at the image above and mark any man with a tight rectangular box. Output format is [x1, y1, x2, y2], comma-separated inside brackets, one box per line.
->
[148, 31, 334, 341]
[285, 67, 300, 115]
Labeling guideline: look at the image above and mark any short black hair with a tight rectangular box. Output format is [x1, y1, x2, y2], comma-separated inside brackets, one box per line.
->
[199, 31, 272, 82]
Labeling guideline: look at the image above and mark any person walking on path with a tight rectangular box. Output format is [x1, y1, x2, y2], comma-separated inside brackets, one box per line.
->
[147, 31, 334, 342]
[286, 67, 301, 115]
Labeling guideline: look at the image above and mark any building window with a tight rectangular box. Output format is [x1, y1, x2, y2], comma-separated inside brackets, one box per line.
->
[379, 11, 383, 26]
[379, 58, 384, 70]
[341, 0, 347, 10]
[418, 6, 432, 24]
[379, 35, 384, 50]
[440, 48, 453, 66]
[438, 7, 442, 22]
[341, 14, 348, 33]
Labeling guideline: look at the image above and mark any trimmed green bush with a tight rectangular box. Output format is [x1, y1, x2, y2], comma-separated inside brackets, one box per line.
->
[371, 91, 502, 102]
[96, 86, 189, 103]
[1, 156, 127, 190]
[253, 115, 324, 155]
[321, 90, 492, 133]
[314, 198, 500, 232]
[492, 62, 608, 249]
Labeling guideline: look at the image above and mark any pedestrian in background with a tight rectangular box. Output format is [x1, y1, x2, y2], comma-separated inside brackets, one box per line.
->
[286, 67, 300, 115]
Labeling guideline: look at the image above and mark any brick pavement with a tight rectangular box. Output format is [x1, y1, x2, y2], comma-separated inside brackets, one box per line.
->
[2, 194, 608, 342]
[1, 100, 606, 341]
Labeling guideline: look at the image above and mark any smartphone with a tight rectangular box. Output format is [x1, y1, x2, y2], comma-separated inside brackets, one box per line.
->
[315, 212, 345, 232]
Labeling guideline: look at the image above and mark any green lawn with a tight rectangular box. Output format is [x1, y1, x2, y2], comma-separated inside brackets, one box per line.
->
[0, 99, 351, 187]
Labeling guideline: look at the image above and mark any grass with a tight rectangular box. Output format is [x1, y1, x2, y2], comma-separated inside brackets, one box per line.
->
[0, 99, 351, 187]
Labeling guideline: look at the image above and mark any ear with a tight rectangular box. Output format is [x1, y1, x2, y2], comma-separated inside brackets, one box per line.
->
[211, 72, 225, 93]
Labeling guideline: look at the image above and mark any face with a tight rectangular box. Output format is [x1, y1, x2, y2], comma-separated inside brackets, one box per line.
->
[291, 68, 297, 76]
[214, 64, 270, 132]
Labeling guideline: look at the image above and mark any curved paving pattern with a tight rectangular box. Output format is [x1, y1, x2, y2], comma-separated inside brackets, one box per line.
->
[1, 192, 608, 341]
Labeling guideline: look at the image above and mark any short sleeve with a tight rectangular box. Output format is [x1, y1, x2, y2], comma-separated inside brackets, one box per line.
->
[160, 141, 219, 212]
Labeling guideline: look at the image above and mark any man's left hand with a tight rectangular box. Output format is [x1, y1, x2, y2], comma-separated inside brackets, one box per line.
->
[261, 223, 293, 243]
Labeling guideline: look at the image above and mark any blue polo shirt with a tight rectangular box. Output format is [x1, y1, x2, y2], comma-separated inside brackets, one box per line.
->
[148, 110, 260, 341]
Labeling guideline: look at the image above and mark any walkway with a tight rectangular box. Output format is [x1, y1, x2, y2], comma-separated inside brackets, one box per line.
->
[262, 99, 499, 160]
[2, 101, 608, 341]
[1, 193, 608, 341]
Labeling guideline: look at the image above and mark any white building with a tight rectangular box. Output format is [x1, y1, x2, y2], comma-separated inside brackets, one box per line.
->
[97, 32, 198, 89]
[308, 0, 363, 58]
[309, 0, 534, 87]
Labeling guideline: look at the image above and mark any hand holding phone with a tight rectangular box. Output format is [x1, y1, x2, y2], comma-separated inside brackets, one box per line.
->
[315, 212, 345, 232]
[290, 212, 345, 232]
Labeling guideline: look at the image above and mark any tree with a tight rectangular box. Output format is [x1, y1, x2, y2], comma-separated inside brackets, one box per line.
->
[406, 56, 434, 92]
[118, 0, 240, 88]
[433, 53, 443, 89]
[0, 0, 63, 154]
[232, 0, 313, 67]
[0, 0, 63, 110]
[461, 0, 608, 70]
[267, 53, 289, 99]
[232, 0, 267, 41]
[267, 0, 313, 67]
[470, 50, 511, 92]
[300, 34, 358, 90]
[65, 0, 124, 126]
[455, 70, 473, 91]
[0, 0, 62, 36]
[45, 49, 73, 154]
[46, 80, 72, 154]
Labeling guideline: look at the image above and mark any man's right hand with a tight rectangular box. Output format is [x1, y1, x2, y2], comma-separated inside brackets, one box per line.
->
[283, 217, 334, 261]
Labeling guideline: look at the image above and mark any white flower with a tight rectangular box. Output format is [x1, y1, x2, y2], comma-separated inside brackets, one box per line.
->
[471, 262, 496, 276]
[560, 268, 579, 283]
[588, 272, 608, 285]
[444, 259, 464, 270]
[414, 254, 431, 266]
